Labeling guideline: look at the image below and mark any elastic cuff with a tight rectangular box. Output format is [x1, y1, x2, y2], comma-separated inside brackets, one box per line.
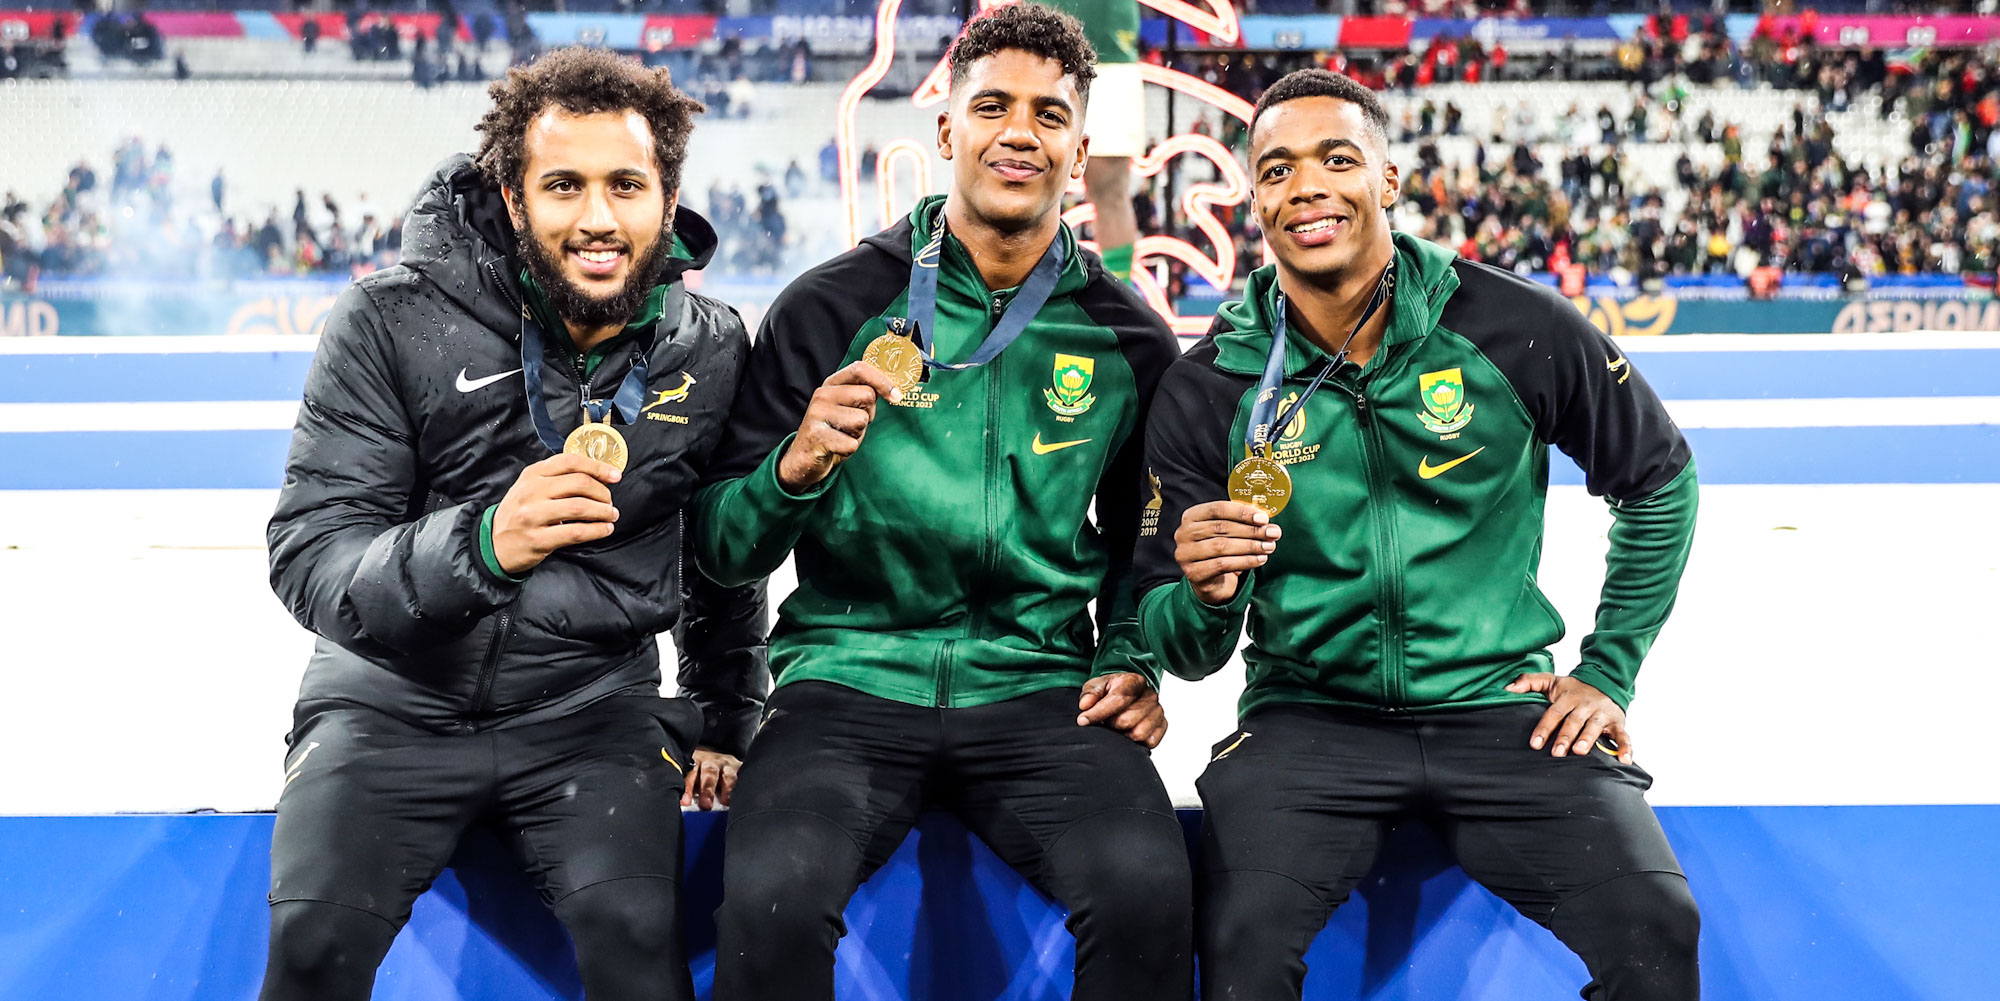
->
[1089, 658, 1162, 691]
[1566, 664, 1634, 712]
[765, 433, 841, 500]
[1188, 572, 1256, 614]
[477, 505, 531, 584]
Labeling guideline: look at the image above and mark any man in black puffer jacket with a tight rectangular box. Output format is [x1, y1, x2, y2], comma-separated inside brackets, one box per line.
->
[260, 48, 765, 1001]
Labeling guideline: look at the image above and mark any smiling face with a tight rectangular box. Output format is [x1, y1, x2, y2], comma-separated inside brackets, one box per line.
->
[937, 48, 1089, 235]
[505, 107, 677, 330]
[1249, 96, 1399, 288]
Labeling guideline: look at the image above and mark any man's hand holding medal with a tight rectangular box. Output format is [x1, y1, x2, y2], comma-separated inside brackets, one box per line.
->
[491, 453, 625, 575]
[777, 360, 906, 494]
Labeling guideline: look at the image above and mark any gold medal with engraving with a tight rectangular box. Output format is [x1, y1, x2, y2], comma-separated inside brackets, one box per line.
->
[1228, 454, 1293, 516]
[564, 411, 629, 472]
[862, 331, 925, 397]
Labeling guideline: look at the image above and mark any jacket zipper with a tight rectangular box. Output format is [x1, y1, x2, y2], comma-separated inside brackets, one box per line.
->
[963, 293, 1006, 655]
[468, 258, 526, 724]
[486, 259, 523, 314]
[673, 512, 686, 599]
[935, 639, 956, 707]
[471, 610, 512, 716]
[1345, 381, 1408, 708]
[979, 295, 1004, 612]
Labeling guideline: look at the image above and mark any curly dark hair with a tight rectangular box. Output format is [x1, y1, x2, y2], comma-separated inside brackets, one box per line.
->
[474, 46, 705, 200]
[948, 2, 1098, 106]
[1251, 68, 1390, 150]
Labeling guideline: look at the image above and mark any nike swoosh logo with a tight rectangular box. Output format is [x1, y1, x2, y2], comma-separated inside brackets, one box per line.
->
[456, 367, 523, 393]
[1031, 434, 1092, 455]
[1417, 446, 1486, 480]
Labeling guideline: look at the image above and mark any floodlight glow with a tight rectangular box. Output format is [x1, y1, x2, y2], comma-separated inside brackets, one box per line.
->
[877, 140, 934, 232]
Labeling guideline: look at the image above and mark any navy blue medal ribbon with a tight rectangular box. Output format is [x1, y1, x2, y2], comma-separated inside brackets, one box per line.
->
[1245, 259, 1396, 458]
[520, 309, 651, 455]
[889, 213, 1067, 374]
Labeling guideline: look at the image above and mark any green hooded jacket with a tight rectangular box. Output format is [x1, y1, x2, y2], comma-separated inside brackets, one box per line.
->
[1136, 234, 1697, 717]
[693, 196, 1178, 707]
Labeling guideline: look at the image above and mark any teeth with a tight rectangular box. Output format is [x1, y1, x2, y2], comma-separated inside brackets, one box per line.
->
[1290, 218, 1339, 234]
[576, 250, 619, 263]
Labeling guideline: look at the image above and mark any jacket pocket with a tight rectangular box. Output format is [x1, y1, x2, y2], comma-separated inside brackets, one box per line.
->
[629, 694, 704, 761]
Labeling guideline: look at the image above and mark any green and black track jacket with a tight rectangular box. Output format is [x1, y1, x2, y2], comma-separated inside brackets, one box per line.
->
[694, 195, 1179, 707]
[1137, 233, 1697, 717]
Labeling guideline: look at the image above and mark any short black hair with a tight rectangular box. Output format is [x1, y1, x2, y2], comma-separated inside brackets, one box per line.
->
[475, 46, 704, 199]
[948, 2, 1098, 106]
[1251, 68, 1390, 151]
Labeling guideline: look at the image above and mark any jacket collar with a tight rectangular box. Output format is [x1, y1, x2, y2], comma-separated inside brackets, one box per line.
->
[861, 194, 1088, 304]
[1212, 231, 1461, 378]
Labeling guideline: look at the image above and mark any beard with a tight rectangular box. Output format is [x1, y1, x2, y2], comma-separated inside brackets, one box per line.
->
[514, 208, 676, 331]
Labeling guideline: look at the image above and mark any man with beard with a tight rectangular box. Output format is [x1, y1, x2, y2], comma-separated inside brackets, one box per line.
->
[1139, 70, 1700, 1000]
[260, 47, 766, 1001]
[692, 6, 1192, 999]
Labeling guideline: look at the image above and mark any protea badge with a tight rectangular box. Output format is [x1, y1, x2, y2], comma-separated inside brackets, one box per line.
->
[1417, 368, 1475, 436]
[1046, 354, 1097, 418]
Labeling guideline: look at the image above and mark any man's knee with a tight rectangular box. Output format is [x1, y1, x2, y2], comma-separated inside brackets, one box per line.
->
[556, 877, 681, 956]
[1051, 809, 1192, 936]
[1559, 871, 1701, 962]
[261, 900, 396, 1000]
[718, 812, 861, 940]
[1197, 868, 1325, 968]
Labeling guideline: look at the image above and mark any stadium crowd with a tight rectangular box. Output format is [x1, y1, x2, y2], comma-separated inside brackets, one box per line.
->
[0, 133, 807, 288]
[0, 140, 409, 290]
[1130, 44, 2000, 292]
[4, 34, 1996, 292]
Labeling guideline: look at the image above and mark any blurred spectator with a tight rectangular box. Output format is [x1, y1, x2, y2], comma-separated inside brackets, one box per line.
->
[727, 74, 755, 118]
[818, 137, 839, 192]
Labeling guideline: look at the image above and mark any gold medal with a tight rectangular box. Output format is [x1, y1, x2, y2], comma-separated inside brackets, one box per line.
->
[1228, 454, 1293, 516]
[862, 331, 925, 397]
[563, 412, 629, 472]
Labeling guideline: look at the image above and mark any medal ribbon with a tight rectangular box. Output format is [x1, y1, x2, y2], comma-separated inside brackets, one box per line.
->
[890, 212, 1067, 373]
[1245, 260, 1396, 458]
[520, 310, 651, 455]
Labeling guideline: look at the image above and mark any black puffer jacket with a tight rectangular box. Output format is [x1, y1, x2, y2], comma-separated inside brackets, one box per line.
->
[267, 154, 768, 755]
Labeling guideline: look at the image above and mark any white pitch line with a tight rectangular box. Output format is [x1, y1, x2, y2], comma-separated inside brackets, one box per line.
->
[0, 397, 1994, 434]
[1618, 332, 2000, 352]
[0, 332, 1992, 356]
[0, 401, 301, 432]
[0, 335, 320, 355]
[1665, 397, 2000, 429]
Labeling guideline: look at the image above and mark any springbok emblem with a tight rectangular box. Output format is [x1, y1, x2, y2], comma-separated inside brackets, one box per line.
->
[642, 371, 698, 413]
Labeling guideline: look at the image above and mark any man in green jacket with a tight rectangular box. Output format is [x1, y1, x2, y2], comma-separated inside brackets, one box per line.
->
[1138, 69, 1700, 1000]
[692, 6, 1190, 999]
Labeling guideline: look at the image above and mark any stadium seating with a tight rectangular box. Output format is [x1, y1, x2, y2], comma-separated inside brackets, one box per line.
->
[3, 78, 1918, 229]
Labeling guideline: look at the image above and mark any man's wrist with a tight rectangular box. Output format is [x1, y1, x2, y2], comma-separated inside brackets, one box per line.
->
[1566, 665, 1633, 712]
[775, 447, 824, 496]
[768, 434, 840, 500]
[477, 505, 531, 584]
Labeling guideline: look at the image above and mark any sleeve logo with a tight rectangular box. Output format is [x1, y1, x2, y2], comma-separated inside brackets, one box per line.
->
[1140, 468, 1163, 537]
